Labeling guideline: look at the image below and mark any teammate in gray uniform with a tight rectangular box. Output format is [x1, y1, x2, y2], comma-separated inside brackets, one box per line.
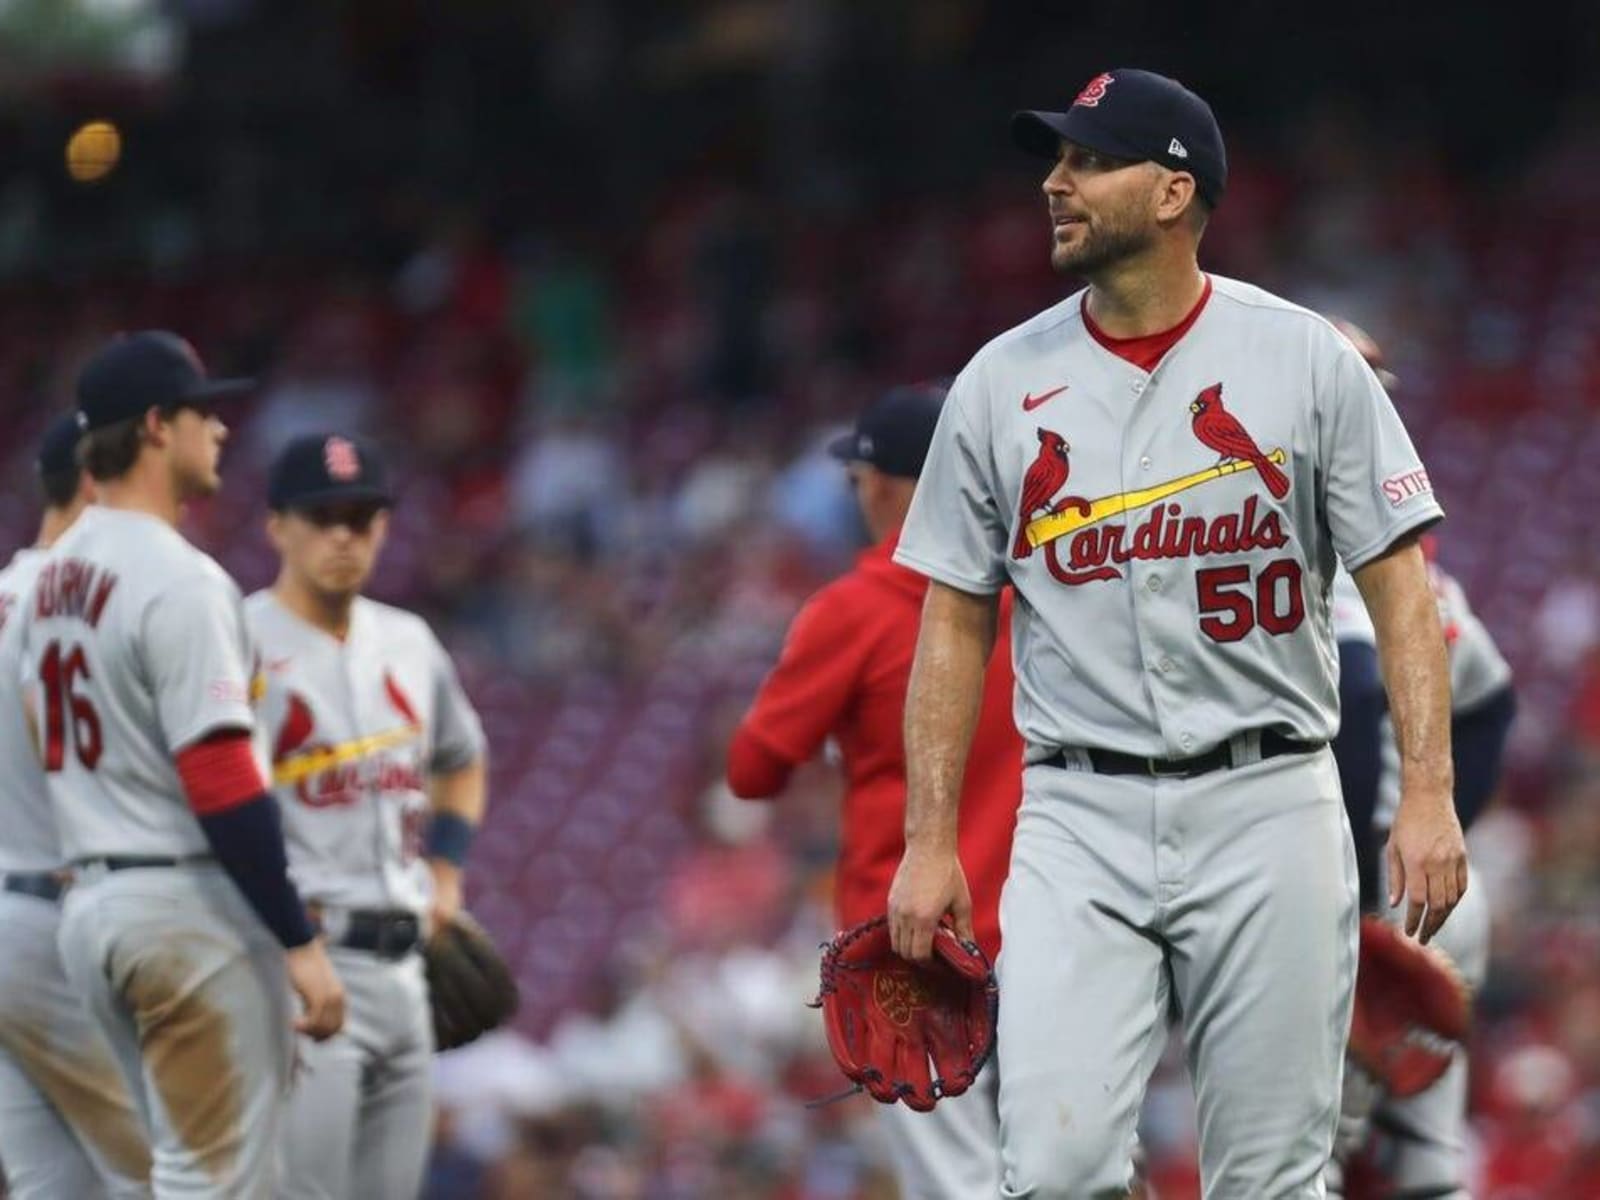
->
[1328, 557, 1513, 1199]
[1325, 322, 1515, 1199]
[884, 70, 1466, 1197]
[247, 434, 487, 1200]
[0, 414, 151, 1199]
[17, 332, 345, 1199]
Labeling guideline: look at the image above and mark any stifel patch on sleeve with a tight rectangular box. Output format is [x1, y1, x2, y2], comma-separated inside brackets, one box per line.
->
[1381, 467, 1433, 507]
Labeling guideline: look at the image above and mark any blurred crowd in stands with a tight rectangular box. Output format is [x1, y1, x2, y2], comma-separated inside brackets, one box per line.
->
[4, 79, 1600, 1198]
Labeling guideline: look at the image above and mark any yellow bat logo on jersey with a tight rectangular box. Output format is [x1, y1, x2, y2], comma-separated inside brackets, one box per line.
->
[272, 725, 420, 787]
[1023, 448, 1286, 550]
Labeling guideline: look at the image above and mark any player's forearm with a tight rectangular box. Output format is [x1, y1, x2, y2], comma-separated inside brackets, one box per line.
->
[426, 758, 486, 870]
[903, 582, 999, 852]
[431, 758, 487, 823]
[1352, 541, 1453, 801]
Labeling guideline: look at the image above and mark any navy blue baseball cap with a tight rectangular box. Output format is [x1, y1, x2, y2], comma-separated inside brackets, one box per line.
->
[36, 412, 83, 479]
[268, 433, 392, 511]
[827, 381, 949, 480]
[75, 331, 253, 433]
[1012, 68, 1227, 209]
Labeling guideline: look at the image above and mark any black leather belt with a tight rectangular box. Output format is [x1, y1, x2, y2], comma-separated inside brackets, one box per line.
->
[2, 872, 66, 902]
[74, 855, 215, 872]
[1040, 730, 1324, 779]
[330, 909, 422, 960]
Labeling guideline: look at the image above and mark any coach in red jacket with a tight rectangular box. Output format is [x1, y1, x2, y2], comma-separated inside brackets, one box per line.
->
[727, 382, 1021, 1199]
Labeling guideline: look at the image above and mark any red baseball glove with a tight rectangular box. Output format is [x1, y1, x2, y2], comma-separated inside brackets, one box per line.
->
[1347, 915, 1471, 1097]
[811, 916, 997, 1112]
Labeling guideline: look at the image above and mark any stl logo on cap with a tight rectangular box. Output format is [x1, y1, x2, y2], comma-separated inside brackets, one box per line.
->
[324, 436, 361, 482]
[1073, 72, 1115, 108]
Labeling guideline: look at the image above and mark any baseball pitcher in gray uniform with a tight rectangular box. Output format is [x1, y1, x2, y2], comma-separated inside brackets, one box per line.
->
[885, 70, 1466, 1197]
[0, 414, 150, 1198]
[16, 332, 346, 1199]
[1328, 549, 1514, 1199]
[247, 433, 487, 1200]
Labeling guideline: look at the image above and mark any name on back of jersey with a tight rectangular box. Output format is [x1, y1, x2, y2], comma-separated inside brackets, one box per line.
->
[31, 559, 118, 628]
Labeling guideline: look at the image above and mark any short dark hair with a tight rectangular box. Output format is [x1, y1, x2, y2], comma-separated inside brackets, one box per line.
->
[79, 415, 146, 482]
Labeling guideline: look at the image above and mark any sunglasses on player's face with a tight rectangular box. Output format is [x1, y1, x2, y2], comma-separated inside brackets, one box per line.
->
[297, 503, 384, 533]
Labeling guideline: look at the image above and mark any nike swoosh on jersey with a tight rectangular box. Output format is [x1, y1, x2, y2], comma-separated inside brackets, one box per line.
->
[1022, 385, 1069, 411]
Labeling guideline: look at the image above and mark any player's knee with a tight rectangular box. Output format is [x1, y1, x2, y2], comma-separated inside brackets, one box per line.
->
[1002, 1127, 1137, 1199]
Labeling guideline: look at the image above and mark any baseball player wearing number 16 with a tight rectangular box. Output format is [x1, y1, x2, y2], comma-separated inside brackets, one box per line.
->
[887, 69, 1465, 1196]
[18, 332, 345, 1199]
[247, 434, 488, 1200]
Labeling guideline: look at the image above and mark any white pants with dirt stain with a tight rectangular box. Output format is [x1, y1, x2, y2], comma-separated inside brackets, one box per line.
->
[0, 889, 150, 1199]
[57, 863, 295, 1200]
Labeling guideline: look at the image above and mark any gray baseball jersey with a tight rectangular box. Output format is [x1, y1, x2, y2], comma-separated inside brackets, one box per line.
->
[1331, 561, 1512, 828]
[0, 548, 64, 871]
[0, 544, 152, 1196]
[895, 273, 1434, 1194]
[14, 505, 300, 1196]
[16, 506, 260, 859]
[245, 591, 485, 915]
[1329, 562, 1503, 1197]
[896, 274, 1444, 759]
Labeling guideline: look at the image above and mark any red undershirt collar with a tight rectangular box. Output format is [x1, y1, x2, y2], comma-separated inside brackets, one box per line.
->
[1082, 275, 1213, 373]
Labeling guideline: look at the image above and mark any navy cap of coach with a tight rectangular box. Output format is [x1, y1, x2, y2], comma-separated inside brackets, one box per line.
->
[827, 382, 948, 481]
[268, 433, 393, 512]
[1011, 68, 1227, 210]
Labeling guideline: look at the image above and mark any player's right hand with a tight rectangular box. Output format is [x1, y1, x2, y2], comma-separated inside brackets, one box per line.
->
[286, 937, 346, 1040]
[887, 846, 973, 963]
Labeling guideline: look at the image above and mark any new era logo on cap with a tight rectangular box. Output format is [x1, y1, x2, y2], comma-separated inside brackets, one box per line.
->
[1168, 138, 1189, 159]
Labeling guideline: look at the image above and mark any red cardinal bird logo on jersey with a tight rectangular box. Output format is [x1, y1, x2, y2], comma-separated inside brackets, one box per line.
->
[1188, 383, 1290, 500]
[1013, 429, 1091, 559]
[274, 693, 316, 762]
[384, 672, 421, 729]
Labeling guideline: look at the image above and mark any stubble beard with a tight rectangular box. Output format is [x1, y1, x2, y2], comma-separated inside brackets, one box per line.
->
[1050, 211, 1156, 279]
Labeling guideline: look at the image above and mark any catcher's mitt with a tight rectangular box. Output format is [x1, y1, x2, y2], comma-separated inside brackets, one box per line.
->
[811, 916, 997, 1112]
[1347, 915, 1471, 1096]
[424, 911, 520, 1052]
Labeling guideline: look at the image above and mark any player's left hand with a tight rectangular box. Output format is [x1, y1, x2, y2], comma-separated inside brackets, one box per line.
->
[1386, 788, 1467, 944]
[426, 859, 464, 942]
